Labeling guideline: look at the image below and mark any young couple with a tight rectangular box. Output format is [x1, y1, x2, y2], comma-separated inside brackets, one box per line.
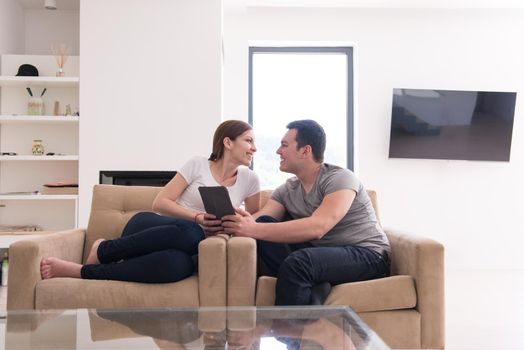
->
[41, 119, 390, 306]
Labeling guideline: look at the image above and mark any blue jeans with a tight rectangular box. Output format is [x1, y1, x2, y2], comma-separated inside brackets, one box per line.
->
[256, 216, 390, 305]
[81, 212, 205, 283]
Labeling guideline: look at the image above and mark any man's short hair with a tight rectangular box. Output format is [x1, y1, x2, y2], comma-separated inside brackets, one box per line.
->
[286, 119, 326, 163]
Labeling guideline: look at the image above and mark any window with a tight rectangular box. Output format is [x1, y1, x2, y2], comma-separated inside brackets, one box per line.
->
[249, 47, 354, 189]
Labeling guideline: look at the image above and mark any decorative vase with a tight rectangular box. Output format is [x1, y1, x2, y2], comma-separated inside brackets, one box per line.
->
[28, 97, 44, 115]
[32, 140, 45, 156]
[56, 67, 65, 77]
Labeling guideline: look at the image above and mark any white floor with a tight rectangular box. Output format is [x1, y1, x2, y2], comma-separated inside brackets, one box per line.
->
[445, 268, 524, 350]
[0, 269, 523, 349]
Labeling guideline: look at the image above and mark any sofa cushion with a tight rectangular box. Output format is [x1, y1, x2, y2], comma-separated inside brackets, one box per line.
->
[84, 185, 161, 263]
[325, 275, 417, 312]
[35, 275, 199, 309]
[255, 275, 416, 313]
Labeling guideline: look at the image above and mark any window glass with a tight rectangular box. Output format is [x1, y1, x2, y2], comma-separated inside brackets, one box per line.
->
[251, 51, 349, 189]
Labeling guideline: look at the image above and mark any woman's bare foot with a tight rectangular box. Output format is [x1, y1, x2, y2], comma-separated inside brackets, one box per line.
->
[40, 257, 82, 279]
[86, 238, 105, 265]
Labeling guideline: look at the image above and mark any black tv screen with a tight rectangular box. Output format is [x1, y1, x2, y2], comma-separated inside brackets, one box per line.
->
[389, 88, 516, 161]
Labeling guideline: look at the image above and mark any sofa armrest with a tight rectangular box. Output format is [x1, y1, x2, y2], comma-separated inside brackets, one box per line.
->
[198, 235, 228, 307]
[7, 229, 86, 310]
[384, 228, 445, 349]
[227, 237, 257, 306]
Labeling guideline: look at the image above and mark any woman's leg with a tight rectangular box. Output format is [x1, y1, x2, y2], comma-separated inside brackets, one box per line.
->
[86, 212, 191, 264]
[81, 249, 195, 283]
[97, 219, 205, 264]
[96, 309, 201, 344]
[121, 212, 182, 237]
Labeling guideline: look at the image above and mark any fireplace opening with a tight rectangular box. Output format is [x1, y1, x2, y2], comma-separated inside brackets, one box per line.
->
[99, 171, 176, 187]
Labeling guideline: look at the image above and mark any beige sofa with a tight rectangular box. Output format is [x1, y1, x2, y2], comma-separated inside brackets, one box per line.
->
[227, 190, 445, 349]
[8, 185, 444, 349]
[7, 185, 227, 310]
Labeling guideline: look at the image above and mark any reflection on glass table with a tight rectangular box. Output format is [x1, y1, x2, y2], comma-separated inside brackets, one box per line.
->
[2, 306, 389, 350]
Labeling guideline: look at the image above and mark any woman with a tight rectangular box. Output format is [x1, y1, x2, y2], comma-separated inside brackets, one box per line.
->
[41, 120, 260, 283]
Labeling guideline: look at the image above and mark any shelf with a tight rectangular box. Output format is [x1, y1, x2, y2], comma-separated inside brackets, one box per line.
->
[0, 115, 79, 124]
[0, 76, 79, 87]
[0, 155, 78, 161]
[0, 232, 56, 249]
[0, 194, 78, 200]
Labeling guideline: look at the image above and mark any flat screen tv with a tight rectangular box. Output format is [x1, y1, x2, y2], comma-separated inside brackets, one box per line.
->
[388, 88, 516, 161]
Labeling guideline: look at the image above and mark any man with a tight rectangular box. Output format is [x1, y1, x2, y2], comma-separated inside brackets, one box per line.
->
[222, 119, 390, 305]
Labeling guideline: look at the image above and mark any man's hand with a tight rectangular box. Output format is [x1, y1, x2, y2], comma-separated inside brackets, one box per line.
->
[222, 208, 257, 237]
[199, 213, 224, 236]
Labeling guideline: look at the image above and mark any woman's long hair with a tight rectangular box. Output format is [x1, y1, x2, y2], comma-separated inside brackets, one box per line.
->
[208, 120, 252, 161]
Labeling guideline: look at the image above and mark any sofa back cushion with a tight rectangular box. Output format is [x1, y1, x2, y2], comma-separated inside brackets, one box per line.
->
[83, 185, 161, 263]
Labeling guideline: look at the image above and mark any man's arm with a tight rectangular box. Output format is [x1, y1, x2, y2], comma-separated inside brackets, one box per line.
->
[223, 189, 356, 243]
[252, 198, 287, 221]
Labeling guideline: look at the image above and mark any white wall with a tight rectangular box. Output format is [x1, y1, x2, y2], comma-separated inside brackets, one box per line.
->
[0, 0, 24, 57]
[24, 9, 80, 55]
[79, 0, 222, 226]
[223, 7, 524, 269]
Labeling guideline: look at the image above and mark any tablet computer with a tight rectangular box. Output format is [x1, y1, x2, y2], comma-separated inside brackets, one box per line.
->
[198, 186, 236, 219]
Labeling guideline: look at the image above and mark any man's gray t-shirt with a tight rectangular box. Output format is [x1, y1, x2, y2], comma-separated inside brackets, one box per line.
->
[271, 163, 390, 256]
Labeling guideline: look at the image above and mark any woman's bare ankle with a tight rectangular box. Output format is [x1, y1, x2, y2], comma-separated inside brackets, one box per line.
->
[86, 238, 104, 265]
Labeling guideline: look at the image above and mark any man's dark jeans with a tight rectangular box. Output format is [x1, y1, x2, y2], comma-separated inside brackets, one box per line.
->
[256, 215, 390, 306]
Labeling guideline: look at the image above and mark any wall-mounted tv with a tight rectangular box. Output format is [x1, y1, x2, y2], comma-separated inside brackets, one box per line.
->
[389, 88, 516, 162]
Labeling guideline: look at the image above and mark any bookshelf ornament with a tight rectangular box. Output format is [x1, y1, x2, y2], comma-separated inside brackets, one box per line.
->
[26, 87, 46, 115]
[32, 140, 45, 155]
[28, 96, 44, 115]
[52, 44, 69, 77]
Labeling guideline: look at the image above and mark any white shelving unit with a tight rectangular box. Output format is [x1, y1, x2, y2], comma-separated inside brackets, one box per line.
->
[0, 76, 79, 87]
[0, 54, 79, 232]
[0, 194, 77, 200]
[0, 115, 79, 123]
[0, 155, 79, 161]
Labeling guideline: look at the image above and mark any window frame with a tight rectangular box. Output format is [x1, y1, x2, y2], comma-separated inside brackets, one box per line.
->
[248, 46, 354, 170]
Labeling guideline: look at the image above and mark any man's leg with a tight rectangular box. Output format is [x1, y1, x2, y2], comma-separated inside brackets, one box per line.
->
[255, 216, 292, 277]
[309, 282, 332, 305]
[275, 245, 390, 305]
[254, 216, 329, 304]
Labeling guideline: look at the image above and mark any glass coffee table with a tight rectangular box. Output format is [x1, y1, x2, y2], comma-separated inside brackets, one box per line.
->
[1, 306, 389, 349]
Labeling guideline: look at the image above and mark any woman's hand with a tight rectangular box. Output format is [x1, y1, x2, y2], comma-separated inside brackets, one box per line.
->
[197, 213, 224, 236]
[222, 208, 257, 237]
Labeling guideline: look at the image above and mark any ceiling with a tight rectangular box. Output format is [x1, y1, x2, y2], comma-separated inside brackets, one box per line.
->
[16, 0, 524, 11]
[17, 0, 80, 10]
[224, 0, 524, 9]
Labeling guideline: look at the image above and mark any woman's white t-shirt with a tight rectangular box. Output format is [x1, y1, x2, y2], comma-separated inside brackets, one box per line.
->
[176, 156, 260, 212]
